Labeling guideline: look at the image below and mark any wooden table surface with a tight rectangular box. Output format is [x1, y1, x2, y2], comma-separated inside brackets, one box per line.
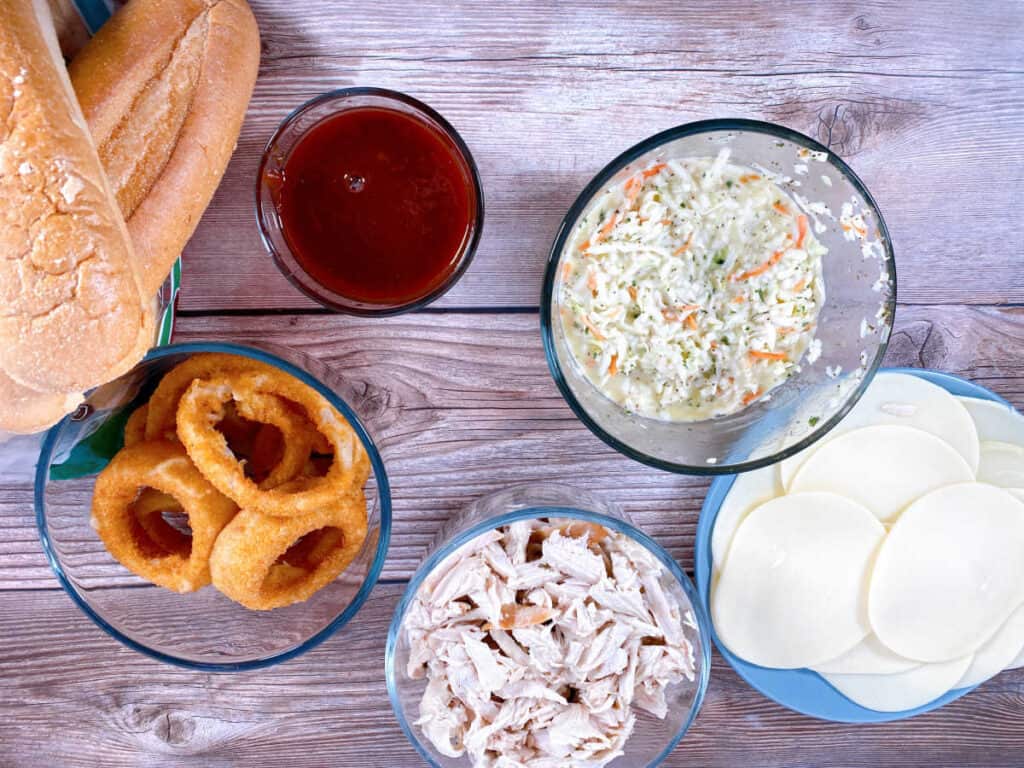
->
[3, 1, 1024, 765]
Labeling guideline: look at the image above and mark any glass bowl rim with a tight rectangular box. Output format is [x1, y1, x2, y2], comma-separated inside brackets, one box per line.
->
[34, 340, 393, 672]
[384, 504, 712, 768]
[254, 86, 486, 317]
[539, 117, 898, 476]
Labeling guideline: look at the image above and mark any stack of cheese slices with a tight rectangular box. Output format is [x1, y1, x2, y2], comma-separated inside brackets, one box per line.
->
[711, 371, 1024, 712]
[0, 0, 259, 434]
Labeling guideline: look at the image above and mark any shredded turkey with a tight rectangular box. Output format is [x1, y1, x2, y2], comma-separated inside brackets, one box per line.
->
[403, 518, 697, 767]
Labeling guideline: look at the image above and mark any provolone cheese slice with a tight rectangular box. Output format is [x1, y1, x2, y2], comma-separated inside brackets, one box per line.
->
[711, 464, 782, 572]
[712, 492, 885, 669]
[780, 372, 980, 488]
[977, 441, 1024, 488]
[869, 483, 1024, 662]
[823, 655, 973, 712]
[957, 396, 1024, 446]
[811, 634, 920, 676]
[789, 425, 973, 522]
[954, 603, 1024, 688]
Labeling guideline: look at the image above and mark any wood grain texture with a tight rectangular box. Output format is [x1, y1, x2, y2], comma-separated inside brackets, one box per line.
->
[176, 0, 1024, 311]
[5, 305, 1024, 590]
[3, 1, 1024, 765]
[0, 586, 1021, 768]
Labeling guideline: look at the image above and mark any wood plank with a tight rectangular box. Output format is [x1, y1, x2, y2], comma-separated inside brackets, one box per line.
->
[175, 0, 1024, 312]
[4, 304, 1024, 590]
[0, 585, 1021, 767]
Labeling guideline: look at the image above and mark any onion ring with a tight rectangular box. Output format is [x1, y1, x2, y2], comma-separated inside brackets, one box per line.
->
[144, 353, 280, 441]
[91, 441, 238, 592]
[123, 403, 148, 448]
[176, 380, 314, 497]
[210, 495, 368, 610]
[177, 370, 369, 516]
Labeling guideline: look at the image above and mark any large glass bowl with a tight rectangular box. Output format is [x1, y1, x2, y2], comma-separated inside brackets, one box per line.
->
[386, 483, 711, 768]
[541, 119, 897, 474]
[34, 341, 391, 670]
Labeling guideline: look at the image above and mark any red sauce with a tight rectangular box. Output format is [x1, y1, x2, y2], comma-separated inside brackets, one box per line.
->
[276, 106, 476, 305]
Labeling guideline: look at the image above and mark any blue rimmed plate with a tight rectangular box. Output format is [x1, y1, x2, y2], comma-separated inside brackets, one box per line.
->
[694, 367, 1012, 723]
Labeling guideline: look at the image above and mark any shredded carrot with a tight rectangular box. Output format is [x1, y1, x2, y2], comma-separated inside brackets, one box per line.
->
[561, 261, 573, 280]
[608, 354, 618, 375]
[661, 304, 699, 323]
[642, 163, 667, 179]
[587, 271, 598, 292]
[742, 388, 763, 405]
[776, 326, 796, 336]
[795, 215, 809, 249]
[793, 277, 807, 292]
[685, 313, 698, 331]
[773, 201, 790, 216]
[599, 212, 619, 240]
[661, 218, 672, 226]
[582, 316, 605, 341]
[731, 250, 783, 282]
[627, 285, 637, 301]
[749, 350, 788, 362]
[578, 239, 591, 252]
[673, 233, 694, 256]
[624, 177, 643, 209]
[710, 340, 718, 350]
[739, 173, 761, 183]
[732, 294, 746, 303]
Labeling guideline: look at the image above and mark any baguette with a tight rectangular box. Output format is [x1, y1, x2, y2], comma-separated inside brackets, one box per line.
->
[0, 0, 151, 398]
[70, 0, 260, 298]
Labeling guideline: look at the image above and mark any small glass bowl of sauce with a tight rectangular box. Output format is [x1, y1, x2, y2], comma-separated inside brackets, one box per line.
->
[257, 88, 484, 315]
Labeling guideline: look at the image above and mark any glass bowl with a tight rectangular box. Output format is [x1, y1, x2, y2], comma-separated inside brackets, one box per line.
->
[256, 87, 485, 316]
[541, 119, 897, 475]
[34, 341, 391, 670]
[385, 483, 711, 768]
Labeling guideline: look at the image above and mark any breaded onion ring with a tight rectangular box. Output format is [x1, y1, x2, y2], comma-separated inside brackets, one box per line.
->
[123, 403, 148, 448]
[91, 441, 238, 592]
[177, 370, 370, 517]
[176, 379, 314, 496]
[144, 353, 279, 441]
[210, 496, 368, 610]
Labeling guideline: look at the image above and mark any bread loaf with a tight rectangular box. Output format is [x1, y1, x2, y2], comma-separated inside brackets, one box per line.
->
[0, 0, 151, 398]
[70, 0, 260, 298]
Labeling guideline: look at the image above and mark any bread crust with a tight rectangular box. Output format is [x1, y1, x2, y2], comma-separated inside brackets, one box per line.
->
[0, 0, 150, 393]
[70, 0, 260, 297]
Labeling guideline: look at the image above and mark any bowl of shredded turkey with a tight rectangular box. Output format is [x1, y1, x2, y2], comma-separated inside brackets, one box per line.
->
[400, 518, 700, 767]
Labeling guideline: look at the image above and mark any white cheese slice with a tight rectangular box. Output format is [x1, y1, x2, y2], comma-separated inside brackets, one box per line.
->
[811, 633, 920, 676]
[954, 603, 1024, 688]
[789, 424, 973, 522]
[977, 441, 1024, 488]
[780, 372, 980, 489]
[869, 483, 1024, 662]
[957, 396, 1024, 446]
[712, 492, 884, 669]
[711, 464, 782, 572]
[823, 655, 973, 712]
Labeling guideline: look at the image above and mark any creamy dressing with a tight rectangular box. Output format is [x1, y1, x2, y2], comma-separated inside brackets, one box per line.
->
[559, 150, 826, 421]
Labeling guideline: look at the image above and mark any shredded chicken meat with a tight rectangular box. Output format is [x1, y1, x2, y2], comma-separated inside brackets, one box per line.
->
[403, 518, 697, 767]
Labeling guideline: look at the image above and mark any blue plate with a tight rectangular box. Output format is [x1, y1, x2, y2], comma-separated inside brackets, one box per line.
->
[694, 367, 1012, 723]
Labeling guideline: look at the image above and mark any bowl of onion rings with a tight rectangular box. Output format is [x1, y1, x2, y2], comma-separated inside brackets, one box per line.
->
[34, 342, 391, 670]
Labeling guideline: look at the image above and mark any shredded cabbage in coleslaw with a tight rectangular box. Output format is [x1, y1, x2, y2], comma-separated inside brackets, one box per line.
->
[559, 149, 826, 421]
